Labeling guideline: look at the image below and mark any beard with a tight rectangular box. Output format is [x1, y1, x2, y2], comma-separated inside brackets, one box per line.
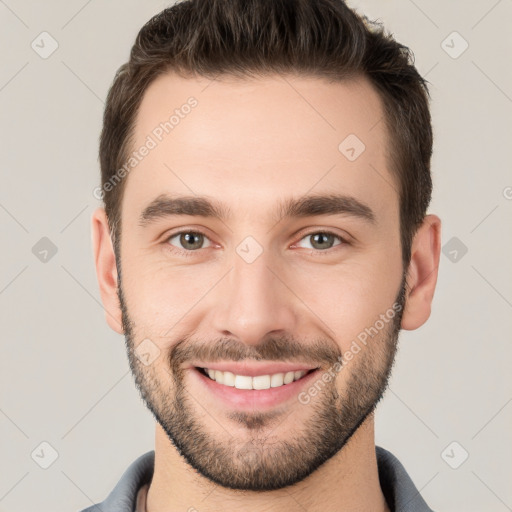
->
[118, 273, 406, 492]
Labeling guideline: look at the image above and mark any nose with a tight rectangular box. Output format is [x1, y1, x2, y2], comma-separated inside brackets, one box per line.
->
[210, 249, 299, 346]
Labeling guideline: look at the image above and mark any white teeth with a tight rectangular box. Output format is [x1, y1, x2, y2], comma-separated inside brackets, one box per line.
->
[234, 375, 253, 390]
[252, 375, 271, 390]
[283, 371, 295, 384]
[214, 370, 224, 384]
[270, 373, 284, 387]
[223, 371, 235, 387]
[203, 368, 309, 389]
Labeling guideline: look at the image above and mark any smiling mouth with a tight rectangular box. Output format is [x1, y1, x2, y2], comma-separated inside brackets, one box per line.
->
[196, 366, 317, 390]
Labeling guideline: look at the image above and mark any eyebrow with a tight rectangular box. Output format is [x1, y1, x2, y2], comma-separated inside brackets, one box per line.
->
[138, 193, 376, 227]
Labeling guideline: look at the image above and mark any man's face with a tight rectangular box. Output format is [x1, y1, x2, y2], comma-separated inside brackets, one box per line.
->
[117, 72, 405, 490]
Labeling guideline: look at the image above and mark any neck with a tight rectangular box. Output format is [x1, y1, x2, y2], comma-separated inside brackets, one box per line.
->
[146, 414, 390, 512]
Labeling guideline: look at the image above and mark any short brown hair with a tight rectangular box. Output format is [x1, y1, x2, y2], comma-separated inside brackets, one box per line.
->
[99, 0, 433, 268]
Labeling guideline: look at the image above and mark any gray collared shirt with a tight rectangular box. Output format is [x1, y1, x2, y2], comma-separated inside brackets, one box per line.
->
[79, 445, 435, 511]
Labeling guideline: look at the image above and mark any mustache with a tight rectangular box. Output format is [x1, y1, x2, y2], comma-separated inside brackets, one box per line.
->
[169, 334, 341, 373]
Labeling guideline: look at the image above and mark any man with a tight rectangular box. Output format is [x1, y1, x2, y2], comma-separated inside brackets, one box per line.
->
[87, 0, 441, 510]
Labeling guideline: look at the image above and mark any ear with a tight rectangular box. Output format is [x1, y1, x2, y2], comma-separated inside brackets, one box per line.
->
[401, 214, 442, 331]
[91, 207, 124, 334]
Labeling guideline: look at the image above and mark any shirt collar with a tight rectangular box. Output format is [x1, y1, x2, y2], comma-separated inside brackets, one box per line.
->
[80, 446, 434, 512]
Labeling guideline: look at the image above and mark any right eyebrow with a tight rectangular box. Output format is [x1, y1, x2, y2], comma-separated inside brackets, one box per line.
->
[139, 195, 230, 227]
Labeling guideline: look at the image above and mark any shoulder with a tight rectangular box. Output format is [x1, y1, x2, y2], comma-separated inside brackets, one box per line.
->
[78, 450, 155, 512]
[376, 445, 436, 512]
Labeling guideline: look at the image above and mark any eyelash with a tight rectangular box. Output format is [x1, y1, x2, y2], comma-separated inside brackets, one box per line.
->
[163, 229, 348, 257]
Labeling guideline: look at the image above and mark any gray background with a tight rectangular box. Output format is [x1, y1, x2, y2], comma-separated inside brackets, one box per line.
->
[1, 1, 511, 511]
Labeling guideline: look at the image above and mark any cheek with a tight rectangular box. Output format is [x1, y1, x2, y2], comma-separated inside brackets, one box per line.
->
[121, 253, 217, 343]
[288, 257, 402, 352]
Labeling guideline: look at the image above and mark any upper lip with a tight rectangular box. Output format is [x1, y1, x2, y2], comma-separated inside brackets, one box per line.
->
[191, 362, 319, 377]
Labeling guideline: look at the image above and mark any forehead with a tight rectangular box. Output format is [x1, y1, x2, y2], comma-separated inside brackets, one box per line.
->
[123, 71, 396, 222]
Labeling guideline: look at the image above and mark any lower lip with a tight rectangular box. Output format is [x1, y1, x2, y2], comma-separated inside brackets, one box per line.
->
[190, 367, 320, 411]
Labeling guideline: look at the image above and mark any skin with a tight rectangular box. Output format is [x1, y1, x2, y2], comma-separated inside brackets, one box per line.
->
[92, 72, 441, 512]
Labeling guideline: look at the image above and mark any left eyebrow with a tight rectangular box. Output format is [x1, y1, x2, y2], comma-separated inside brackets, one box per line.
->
[276, 194, 376, 224]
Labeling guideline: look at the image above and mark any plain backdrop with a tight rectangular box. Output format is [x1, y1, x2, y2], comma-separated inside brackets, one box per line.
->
[1, 1, 511, 511]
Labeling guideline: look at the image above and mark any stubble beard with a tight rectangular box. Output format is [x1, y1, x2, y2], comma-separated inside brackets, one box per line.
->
[118, 275, 405, 491]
